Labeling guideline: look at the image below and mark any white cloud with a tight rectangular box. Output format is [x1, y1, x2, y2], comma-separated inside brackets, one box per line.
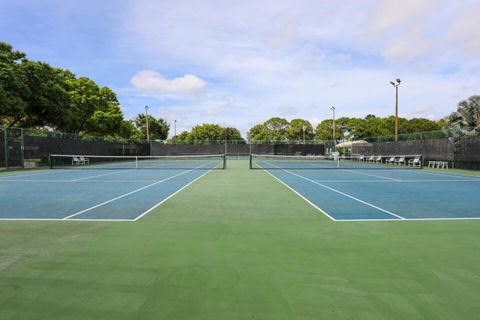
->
[131, 70, 206, 94]
[332, 53, 351, 62]
[367, 0, 439, 37]
[277, 105, 297, 116]
[382, 26, 430, 62]
[413, 105, 433, 115]
[118, 0, 480, 137]
[201, 106, 224, 116]
[448, 4, 480, 56]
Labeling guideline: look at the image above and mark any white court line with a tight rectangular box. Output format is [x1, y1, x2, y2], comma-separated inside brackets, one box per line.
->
[340, 169, 402, 182]
[263, 170, 336, 221]
[337, 216, 480, 222]
[0, 169, 68, 179]
[416, 169, 479, 180]
[313, 179, 480, 183]
[63, 162, 212, 220]
[264, 163, 405, 220]
[70, 169, 136, 181]
[0, 217, 135, 222]
[0, 179, 160, 183]
[134, 163, 221, 221]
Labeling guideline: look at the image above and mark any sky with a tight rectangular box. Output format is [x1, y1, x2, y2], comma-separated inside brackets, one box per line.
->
[1, 0, 479, 137]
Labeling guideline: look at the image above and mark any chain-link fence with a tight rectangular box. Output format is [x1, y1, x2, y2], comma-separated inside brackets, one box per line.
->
[1, 126, 479, 170]
[0, 127, 150, 170]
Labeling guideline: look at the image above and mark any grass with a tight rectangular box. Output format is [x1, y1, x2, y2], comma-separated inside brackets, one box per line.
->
[1, 160, 479, 319]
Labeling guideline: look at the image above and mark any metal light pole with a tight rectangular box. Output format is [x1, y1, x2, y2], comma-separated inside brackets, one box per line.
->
[174, 119, 177, 143]
[302, 124, 306, 144]
[330, 106, 336, 141]
[330, 106, 336, 152]
[145, 105, 150, 142]
[390, 79, 401, 142]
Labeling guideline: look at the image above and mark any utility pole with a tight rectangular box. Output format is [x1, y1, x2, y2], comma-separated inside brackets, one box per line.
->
[390, 79, 401, 142]
[145, 105, 150, 142]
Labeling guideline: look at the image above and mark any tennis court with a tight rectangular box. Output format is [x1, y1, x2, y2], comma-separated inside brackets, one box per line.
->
[0, 155, 225, 221]
[251, 154, 480, 221]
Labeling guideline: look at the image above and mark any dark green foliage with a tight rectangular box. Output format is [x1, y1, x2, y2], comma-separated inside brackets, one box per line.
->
[132, 114, 170, 141]
[444, 95, 480, 137]
[0, 41, 127, 138]
[173, 124, 244, 143]
[248, 117, 314, 142]
[315, 115, 443, 141]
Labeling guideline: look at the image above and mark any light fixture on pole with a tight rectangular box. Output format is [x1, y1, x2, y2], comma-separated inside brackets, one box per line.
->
[390, 79, 401, 142]
[330, 106, 336, 144]
[302, 124, 306, 144]
[145, 105, 150, 143]
[174, 119, 177, 143]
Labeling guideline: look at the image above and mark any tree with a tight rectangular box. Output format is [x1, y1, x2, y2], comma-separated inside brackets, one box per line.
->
[315, 119, 343, 141]
[247, 117, 291, 141]
[444, 95, 480, 137]
[223, 127, 244, 142]
[169, 124, 245, 144]
[20, 61, 72, 128]
[172, 131, 192, 144]
[133, 114, 170, 141]
[289, 119, 314, 141]
[117, 120, 141, 140]
[247, 124, 266, 142]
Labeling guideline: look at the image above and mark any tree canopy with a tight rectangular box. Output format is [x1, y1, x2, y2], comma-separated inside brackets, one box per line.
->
[0, 41, 130, 138]
[172, 124, 244, 143]
[132, 114, 170, 141]
[314, 115, 443, 141]
[247, 117, 314, 142]
[444, 95, 480, 137]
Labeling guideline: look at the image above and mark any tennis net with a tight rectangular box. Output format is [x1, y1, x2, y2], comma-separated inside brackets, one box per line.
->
[250, 154, 423, 170]
[50, 154, 226, 170]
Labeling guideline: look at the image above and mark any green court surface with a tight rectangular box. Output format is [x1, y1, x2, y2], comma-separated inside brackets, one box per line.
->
[1, 160, 480, 319]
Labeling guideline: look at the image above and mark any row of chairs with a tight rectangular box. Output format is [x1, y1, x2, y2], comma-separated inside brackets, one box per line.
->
[356, 155, 422, 167]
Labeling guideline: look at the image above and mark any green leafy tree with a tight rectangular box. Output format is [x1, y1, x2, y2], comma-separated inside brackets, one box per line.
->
[117, 120, 141, 140]
[173, 131, 193, 144]
[133, 114, 170, 141]
[60, 77, 124, 135]
[20, 61, 71, 128]
[170, 125, 244, 144]
[0, 43, 71, 128]
[289, 119, 314, 141]
[0, 43, 29, 126]
[444, 95, 480, 137]
[247, 124, 266, 142]
[247, 117, 290, 141]
[223, 127, 244, 142]
[315, 119, 343, 141]
[1, 41, 131, 139]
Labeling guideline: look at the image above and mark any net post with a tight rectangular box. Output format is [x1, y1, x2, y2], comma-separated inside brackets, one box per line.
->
[249, 154, 253, 169]
[223, 154, 226, 169]
[49, 154, 52, 169]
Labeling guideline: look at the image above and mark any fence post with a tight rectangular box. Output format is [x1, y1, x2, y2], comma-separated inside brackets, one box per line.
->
[20, 127, 25, 168]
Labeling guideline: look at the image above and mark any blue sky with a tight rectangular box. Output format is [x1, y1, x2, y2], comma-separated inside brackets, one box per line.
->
[1, 0, 479, 137]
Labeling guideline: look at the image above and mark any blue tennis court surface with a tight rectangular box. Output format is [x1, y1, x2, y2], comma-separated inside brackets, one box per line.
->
[0, 166, 215, 221]
[264, 167, 480, 221]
